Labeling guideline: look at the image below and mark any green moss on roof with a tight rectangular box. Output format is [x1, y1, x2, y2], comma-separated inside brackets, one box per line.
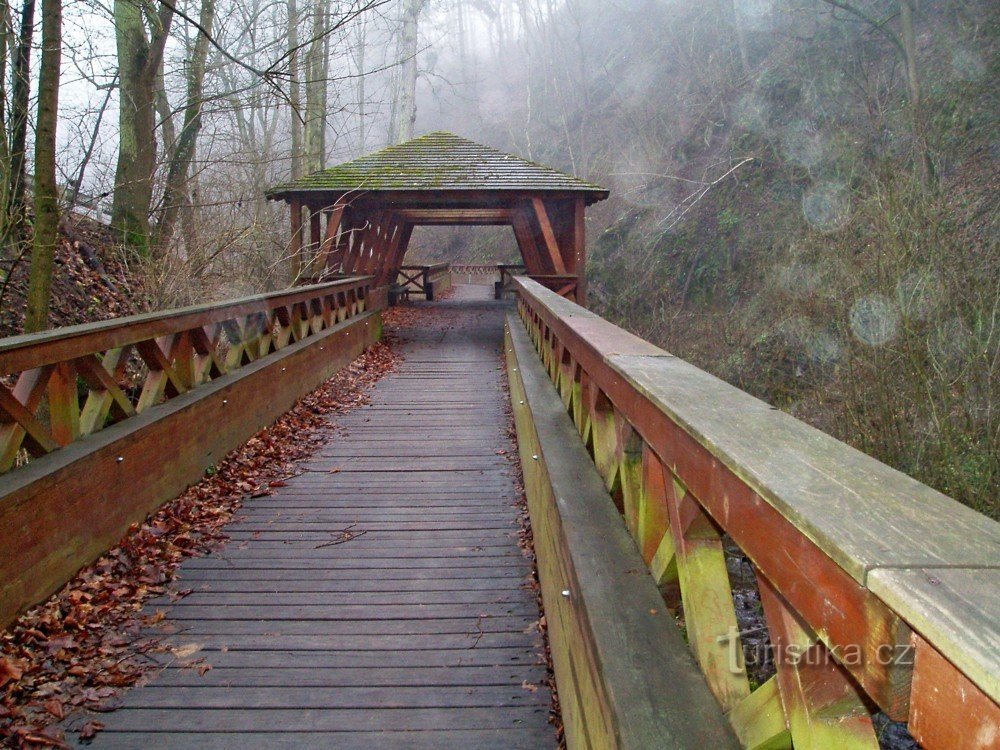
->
[266, 132, 608, 197]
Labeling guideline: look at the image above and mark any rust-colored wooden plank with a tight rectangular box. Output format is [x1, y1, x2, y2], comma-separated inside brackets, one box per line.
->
[0, 381, 60, 458]
[377, 220, 411, 286]
[532, 197, 567, 275]
[312, 204, 345, 275]
[289, 199, 304, 281]
[757, 574, 878, 748]
[0, 365, 55, 469]
[510, 208, 547, 275]
[0, 311, 382, 630]
[309, 206, 323, 265]
[573, 196, 587, 305]
[47, 361, 81, 446]
[394, 208, 512, 224]
[908, 633, 1000, 750]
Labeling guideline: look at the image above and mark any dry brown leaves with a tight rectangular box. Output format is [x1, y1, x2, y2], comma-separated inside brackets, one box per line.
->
[0, 321, 406, 748]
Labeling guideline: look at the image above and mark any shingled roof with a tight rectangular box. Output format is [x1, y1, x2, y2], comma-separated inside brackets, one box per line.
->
[266, 132, 609, 203]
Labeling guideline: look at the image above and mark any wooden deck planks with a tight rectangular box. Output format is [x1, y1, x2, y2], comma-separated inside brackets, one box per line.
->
[74, 287, 554, 748]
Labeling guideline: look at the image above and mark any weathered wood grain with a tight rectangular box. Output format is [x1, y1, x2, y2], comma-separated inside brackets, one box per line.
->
[513, 275, 1000, 743]
[0, 309, 382, 629]
[68, 287, 553, 748]
[506, 312, 739, 749]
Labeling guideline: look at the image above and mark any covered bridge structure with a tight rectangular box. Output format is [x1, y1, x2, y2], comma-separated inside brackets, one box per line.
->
[266, 132, 609, 304]
[0, 132, 997, 749]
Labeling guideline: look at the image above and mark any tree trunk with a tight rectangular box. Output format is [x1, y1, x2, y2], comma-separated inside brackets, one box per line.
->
[0, 0, 10, 211]
[288, 0, 303, 180]
[392, 0, 424, 144]
[155, 0, 214, 252]
[111, 0, 173, 254]
[303, 0, 328, 173]
[24, 0, 60, 332]
[6, 0, 34, 242]
[899, 0, 934, 186]
[355, 12, 367, 153]
[732, 0, 750, 75]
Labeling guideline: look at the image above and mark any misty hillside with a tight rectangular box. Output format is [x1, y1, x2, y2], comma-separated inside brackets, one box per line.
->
[413, 0, 999, 516]
[0, 0, 995, 516]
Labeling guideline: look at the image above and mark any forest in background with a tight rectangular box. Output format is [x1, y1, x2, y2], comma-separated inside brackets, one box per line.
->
[0, 0, 996, 515]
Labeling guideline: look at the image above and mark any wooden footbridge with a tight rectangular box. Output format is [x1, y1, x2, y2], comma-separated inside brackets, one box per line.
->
[1, 134, 998, 749]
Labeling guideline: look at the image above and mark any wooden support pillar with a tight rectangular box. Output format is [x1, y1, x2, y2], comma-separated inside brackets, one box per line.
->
[311, 203, 345, 277]
[366, 215, 396, 276]
[364, 212, 389, 275]
[342, 213, 373, 275]
[511, 209, 546, 275]
[385, 224, 414, 286]
[531, 197, 567, 275]
[573, 196, 587, 306]
[289, 199, 303, 283]
[757, 574, 879, 749]
[329, 209, 355, 273]
[309, 207, 322, 264]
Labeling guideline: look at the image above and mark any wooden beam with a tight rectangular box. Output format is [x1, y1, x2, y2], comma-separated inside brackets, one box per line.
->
[532, 198, 567, 275]
[758, 574, 879, 748]
[394, 208, 512, 225]
[343, 213, 380, 275]
[309, 207, 322, 260]
[289, 199, 303, 282]
[510, 209, 546, 275]
[377, 219, 411, 286]
[387, 224, 415, 284]
[573, 196, 587, 306]
[328, 209, 357, 273]
[366, 214, 398, 277]
[310, 203, 346, 276]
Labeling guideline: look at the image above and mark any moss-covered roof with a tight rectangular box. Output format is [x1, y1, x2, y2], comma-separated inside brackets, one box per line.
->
[266, 132, 608, 200]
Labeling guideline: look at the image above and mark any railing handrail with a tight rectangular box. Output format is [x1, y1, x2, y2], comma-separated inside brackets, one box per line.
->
[513, 278, 1000, 580]
[512, 275, 999, 737]
[0, 278, 373, 375]
[400, 262, 449, 274]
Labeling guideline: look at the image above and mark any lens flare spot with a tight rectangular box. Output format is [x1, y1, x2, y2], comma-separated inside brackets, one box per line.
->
[735, 92, 769, 133]
[895, 271, 941, 322]
[850, 294, 899, 346]
[803, 182, 850, 233]
[951, 48, 987, 81]
[782, 121, 824, 169]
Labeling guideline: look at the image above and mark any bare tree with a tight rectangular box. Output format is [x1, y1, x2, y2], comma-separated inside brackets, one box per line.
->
[5, 0, 34, 244]
[24, 0, 60, 330]
[111, 0, 174, 252]
[391, 0, 426, 143]
[155, 0, 216, 251]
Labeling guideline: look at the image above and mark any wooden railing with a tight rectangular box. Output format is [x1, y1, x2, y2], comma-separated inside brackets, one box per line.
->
[509, 277, 999, 750]
[0, 277, 385, 628]
[393, 263, 452, 301]
[0, 278, 375, 472]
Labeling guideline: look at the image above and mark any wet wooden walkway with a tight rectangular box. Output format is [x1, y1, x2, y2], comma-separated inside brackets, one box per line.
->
[76, 286, 553, 748]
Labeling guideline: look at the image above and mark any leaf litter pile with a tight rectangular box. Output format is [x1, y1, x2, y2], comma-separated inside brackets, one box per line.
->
[0, 309, 418, 749]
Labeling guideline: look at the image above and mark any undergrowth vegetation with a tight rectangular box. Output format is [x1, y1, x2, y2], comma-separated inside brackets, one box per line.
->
[430, 0, 998, 516]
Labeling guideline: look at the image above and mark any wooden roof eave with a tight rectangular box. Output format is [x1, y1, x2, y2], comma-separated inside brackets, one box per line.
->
[265, 187, 611, 209]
